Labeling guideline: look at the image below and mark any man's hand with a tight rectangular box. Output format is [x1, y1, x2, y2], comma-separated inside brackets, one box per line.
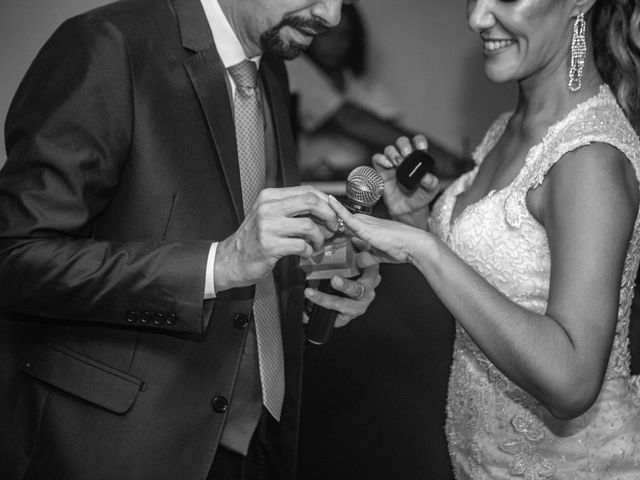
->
[304, 249, 381, 328]
[214, 186, 340, 292]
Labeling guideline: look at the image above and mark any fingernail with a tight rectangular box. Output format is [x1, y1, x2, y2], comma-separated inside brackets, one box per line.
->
[333, 277, 343, 288]
[305, 288, 315, 298]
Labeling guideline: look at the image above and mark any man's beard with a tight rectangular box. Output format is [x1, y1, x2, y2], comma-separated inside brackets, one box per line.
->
[260, 15, 329, 60]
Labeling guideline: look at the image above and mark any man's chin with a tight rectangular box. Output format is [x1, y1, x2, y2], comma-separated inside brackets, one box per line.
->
[279, 42, 309, 60]
[260, 26, 312, 60]
[262, 38, 309, 60]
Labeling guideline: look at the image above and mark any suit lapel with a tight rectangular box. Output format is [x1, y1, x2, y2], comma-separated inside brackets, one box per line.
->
[260, 55, 300, 190]
[174, 0, 244, 222]
[172, 0, 301, 222]
[259, 55, 304, 333]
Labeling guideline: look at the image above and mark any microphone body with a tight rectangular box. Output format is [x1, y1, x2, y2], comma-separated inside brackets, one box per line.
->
[396, 150, 435, 191]
[306, 167, 383, 345]
[305, 278, 342, 345]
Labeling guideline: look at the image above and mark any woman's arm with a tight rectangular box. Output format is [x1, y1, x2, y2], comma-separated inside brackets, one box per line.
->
[331, 143, 639, 419]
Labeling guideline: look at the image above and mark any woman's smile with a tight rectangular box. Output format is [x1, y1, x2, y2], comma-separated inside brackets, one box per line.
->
[482, 38, 517, 54]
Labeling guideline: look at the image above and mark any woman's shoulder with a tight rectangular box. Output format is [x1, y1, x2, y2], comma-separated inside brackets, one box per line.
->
[552, 85, 640, 156]
[540, 141, 639, 245]
[528, 86, 640, 189]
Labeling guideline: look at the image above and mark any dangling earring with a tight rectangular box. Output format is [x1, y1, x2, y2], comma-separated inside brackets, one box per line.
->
[568, 11, 586, 92]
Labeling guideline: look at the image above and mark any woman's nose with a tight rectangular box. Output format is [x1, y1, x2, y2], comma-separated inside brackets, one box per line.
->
[467, 0, 496, 33]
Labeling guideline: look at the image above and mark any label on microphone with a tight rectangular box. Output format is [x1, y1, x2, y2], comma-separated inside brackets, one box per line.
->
[300, 235, 359, 280]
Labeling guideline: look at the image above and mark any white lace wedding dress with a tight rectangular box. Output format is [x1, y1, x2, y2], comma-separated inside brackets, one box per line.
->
[429, 85, 640, 479]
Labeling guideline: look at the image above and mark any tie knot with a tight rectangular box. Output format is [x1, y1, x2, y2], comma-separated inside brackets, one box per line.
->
[228, 60, 258, 89]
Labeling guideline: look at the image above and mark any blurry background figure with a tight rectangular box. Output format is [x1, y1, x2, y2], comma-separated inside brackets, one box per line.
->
[286, 4, 470, 182]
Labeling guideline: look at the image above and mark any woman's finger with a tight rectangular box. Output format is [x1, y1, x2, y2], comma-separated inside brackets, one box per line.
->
[372, 154, 397, 184]
[413, 134, 429, 151]
[372, 152, 394, 170]
[395, 136, 413, 157]
[420, 173, 439, 192]
[328, 195, 363, 235]
[383, 145, 403, 167]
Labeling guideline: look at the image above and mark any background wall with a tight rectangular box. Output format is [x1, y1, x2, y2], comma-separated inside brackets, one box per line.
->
[363, 0, 516, 156]
[0, 0, 516, 165]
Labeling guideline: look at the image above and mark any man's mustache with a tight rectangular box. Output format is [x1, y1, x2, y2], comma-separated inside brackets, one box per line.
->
[278, 16, 330, 36]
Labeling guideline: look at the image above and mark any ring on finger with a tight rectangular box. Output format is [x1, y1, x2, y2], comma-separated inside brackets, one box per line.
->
[337, 218, 346, 234]
[354, 282, 365, 300]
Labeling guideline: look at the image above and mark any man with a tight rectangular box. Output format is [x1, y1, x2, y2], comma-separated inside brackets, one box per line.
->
[0, 0, 377, 479]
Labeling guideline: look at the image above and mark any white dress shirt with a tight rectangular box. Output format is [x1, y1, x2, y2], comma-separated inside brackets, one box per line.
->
[200, 0, 261, 298]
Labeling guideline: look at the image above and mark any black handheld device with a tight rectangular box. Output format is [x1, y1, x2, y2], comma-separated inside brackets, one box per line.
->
[396, 150, 435, 191]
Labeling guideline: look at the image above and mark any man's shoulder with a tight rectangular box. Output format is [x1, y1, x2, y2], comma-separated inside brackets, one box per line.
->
[85, 0, 166, 19]
[77, 0, 174, 34]
[54, 0, 181, 57]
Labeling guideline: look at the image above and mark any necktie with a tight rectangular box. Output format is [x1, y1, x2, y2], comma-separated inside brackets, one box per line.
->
[227, 60, 285, 421]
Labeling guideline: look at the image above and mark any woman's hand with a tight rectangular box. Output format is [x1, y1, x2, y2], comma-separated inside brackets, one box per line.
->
[328, 195, 431, 265]
[373, 134, 440, 228]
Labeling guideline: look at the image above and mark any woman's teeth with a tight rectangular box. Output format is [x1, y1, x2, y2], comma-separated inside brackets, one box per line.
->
[484, 39, 515, 51]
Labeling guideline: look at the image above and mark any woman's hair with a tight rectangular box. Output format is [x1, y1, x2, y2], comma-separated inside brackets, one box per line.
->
[592, 0, 640, 131]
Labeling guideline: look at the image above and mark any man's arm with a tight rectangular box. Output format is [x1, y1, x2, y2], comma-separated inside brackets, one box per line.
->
[0, 15, 211, 334]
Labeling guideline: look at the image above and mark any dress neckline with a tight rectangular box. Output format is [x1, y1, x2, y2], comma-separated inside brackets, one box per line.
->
[447, 84, 612, 233]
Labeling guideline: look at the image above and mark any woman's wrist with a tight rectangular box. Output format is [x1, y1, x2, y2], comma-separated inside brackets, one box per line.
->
[409, 230, 442, 274]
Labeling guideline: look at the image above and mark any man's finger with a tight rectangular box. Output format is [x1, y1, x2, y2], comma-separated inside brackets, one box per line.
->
[268, 193, 339, 230]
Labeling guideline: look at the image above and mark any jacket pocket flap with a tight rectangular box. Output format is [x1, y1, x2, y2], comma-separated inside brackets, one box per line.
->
[20, 342, 143, 414]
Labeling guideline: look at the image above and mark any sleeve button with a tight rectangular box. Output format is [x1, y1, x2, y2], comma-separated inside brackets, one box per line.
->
[140, 311, 152, 324]
[153, 313, 165, 326]
[126, 310, 138, 323]
[167, 313, 177, 326]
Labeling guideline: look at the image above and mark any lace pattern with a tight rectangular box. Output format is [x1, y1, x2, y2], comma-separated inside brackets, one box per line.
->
[432, 86, 640, 479]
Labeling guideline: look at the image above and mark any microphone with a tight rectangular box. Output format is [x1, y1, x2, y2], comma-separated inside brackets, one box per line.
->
[306, 166, 384, 345]
[396, 149, 435, 191]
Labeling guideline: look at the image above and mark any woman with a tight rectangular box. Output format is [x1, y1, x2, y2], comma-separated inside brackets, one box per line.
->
[323, 0, 640, 478]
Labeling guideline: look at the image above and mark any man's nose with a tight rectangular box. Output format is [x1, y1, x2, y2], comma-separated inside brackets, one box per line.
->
[310, 0, 342, 28]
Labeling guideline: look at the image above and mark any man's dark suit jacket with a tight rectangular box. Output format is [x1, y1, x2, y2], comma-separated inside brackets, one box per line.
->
[0, 0, 304, 478]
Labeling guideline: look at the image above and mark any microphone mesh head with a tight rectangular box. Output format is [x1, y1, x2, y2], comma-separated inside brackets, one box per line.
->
[346, 166, 384, 207]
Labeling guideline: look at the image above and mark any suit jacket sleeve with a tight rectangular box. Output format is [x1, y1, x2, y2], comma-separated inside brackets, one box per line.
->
[0, 14, 212, 334]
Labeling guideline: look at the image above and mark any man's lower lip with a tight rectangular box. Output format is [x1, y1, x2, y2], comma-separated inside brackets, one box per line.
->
[291, 29, 314, 42]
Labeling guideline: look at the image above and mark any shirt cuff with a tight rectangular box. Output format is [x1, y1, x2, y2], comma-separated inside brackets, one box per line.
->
[204, 242, 218, 299]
